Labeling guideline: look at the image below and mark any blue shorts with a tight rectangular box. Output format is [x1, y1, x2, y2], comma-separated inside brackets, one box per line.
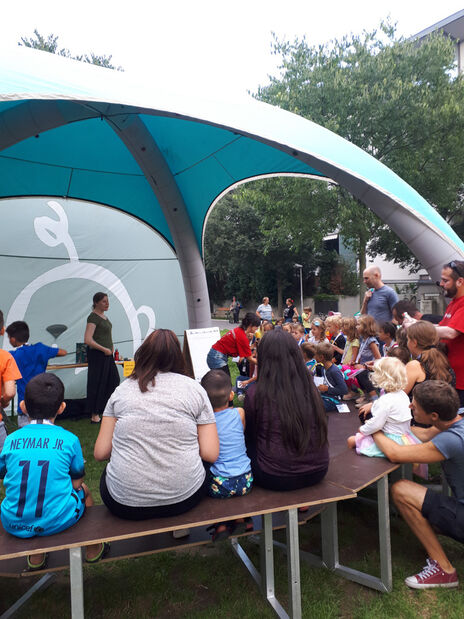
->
[208, 471, 253, 498]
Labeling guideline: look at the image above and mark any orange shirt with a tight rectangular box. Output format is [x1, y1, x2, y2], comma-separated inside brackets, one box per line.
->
[0, 349, 22, 420]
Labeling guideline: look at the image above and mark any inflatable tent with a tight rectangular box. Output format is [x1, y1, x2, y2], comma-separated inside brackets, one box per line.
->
[1, 46, 463, 395]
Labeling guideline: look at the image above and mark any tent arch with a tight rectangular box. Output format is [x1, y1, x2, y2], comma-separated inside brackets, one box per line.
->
[1, 46, 463, 331]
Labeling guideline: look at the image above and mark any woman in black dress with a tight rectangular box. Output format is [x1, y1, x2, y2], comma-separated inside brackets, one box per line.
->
[84, 292, 120, 423]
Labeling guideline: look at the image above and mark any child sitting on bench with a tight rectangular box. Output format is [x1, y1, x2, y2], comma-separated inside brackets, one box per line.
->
[201, 370, 253, 541]
[0, 373, 107, 569]
[347, 357, 423, 461]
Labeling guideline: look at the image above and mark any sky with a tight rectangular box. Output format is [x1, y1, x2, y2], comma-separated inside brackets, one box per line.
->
[2, 1, 464, 99]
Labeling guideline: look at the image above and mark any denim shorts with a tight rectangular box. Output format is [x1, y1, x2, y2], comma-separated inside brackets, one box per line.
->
[207, 348, 228, 369]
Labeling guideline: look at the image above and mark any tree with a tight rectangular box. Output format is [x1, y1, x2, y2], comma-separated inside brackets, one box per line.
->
[255, 22, 464, 284]
[19, 30, 123, 70]
[203, 183, 358, 314]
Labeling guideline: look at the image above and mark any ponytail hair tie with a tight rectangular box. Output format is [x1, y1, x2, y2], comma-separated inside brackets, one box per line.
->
[424, 345, 436, 350]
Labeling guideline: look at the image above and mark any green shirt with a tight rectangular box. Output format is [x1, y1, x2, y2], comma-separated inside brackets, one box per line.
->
[87, 313, 113, 350]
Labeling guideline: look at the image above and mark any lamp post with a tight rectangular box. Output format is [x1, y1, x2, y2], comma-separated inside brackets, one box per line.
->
[294, 263, 303, 318]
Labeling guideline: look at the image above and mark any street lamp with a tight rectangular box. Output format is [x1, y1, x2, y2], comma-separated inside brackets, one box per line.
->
[294, 263, 303, 317]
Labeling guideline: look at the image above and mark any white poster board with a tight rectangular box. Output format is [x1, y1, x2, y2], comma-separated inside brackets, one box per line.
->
[183, 327, 221, 381]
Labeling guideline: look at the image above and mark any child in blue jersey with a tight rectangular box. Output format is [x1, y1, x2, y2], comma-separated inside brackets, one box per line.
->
[201, 370, 253, 541]
[6, 321, 67, 428]
[0, 373, 107, 569]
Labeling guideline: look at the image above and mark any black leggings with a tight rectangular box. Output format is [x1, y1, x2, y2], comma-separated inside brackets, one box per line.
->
[356, 369, 376, 394]
[100, 467, 205, 520]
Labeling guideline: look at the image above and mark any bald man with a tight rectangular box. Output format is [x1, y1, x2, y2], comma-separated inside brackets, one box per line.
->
[360, 266, 398, 323]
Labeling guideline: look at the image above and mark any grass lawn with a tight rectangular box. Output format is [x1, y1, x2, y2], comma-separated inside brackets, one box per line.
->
[1, 351, 464, 616]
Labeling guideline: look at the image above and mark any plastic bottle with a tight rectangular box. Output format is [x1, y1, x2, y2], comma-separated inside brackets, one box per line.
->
[114, 349, 119, 361]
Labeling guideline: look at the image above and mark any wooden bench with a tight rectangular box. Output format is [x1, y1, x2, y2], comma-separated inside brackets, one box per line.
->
[0, 482, 355, 619]
[0, 405, 399, 619]
[211, 307, 231, 319]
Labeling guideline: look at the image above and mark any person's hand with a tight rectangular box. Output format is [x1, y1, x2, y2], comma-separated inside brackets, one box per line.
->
[402, 314, 417, 329]
[364, 360, 375, 370]
[103, 347, 113, 356]
[363, 289, 373, 302]
[358, 402, 373, 421]
[318, 384, 328, 392]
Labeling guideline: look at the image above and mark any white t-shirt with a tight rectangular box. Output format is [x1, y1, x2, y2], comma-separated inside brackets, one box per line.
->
[103, 372, 215, 506]
[360, 390, 411, 436]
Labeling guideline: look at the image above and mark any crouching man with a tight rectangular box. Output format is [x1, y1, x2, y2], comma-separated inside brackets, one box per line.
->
[374, 380, 463, 589]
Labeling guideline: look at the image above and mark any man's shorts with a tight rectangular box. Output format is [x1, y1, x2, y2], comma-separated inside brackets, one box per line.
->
[421, 488, 464, 544]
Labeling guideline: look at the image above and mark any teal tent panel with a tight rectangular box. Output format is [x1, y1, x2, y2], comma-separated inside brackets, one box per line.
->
[67, 170, 172, 243]
[0, 156, 71, 196]
[2, 117, 144, 174]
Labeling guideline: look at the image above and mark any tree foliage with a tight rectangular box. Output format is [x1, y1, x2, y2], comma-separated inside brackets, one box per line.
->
[204, 184, 359, 313]
[255, 22, 464, 270]
[19, 30, 123, 70]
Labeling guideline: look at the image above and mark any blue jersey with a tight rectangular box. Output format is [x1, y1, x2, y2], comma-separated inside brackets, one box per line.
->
[0, 421, 85, 537]
[10, 343, 59, 414]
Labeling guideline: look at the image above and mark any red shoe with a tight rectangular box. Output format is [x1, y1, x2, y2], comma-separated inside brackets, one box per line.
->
[405, 558, 458, 589]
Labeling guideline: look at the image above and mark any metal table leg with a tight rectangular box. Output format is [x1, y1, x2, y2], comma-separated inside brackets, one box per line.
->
[299, 477, 393, 593]
[231, 511, 301, 618]
[69, 546, 84, 619]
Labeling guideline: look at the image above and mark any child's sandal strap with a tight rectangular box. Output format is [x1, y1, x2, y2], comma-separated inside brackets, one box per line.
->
[26, 553, 48, 571]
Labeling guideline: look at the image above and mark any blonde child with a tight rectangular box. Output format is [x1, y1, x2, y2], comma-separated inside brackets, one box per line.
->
[343, 315, 381, 401]
[308, 318, 327, 345]
[339, 317, 359, 366]
[326, 315, 346, 364]
[291, 323, 306, 346]
[301, 307, 312, 334]
[347, 357, 421, 459]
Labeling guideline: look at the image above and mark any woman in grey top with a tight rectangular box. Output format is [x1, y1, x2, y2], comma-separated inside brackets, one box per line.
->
[94, 329, 219, 520]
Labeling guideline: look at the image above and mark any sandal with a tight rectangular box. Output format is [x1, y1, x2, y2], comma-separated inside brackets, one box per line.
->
[231, 517, 253, 535]
[207, 522, 232, 543]
[85, 542, 110, 563]
[27, 553, 48, 571]
[342, 392, 359, 401]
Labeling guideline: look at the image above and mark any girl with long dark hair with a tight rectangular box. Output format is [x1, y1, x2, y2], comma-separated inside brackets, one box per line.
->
[244, 329, 329, 491]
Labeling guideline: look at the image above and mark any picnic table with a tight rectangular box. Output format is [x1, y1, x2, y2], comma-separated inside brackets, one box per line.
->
[0, 405, 398, 619]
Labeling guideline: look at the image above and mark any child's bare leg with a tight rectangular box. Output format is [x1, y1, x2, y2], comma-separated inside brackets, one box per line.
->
[80, 483, 106, 561]
[347, 435, 356, 449]
[81, 482, 94, 507]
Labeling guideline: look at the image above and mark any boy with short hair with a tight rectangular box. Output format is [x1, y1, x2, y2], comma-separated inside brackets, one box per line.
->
[315, 342, 348, 411]
[0, 310, 22, 452]
[0, 373, 107, 568]
[374, 380, 464, 589]
[6, 320, 67, 428]
[200, 370, 253, 541]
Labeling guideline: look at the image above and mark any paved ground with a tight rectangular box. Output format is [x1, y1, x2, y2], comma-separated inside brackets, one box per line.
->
[210, 318, 236, 331]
